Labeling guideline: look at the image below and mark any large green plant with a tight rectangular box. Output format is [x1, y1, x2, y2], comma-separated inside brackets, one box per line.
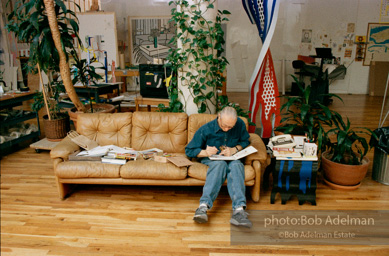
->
[323, 113, 374, 165]
[6, 0, 81, 74]
[164, 0, 229, 113]
[277, 75, 375, 165]
[6, 0, 86, 113]
[276, 75, 341, 151]
[161, 0, 252, 124]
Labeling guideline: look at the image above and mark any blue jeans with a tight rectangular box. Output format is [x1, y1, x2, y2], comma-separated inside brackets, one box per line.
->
[199, 158, 246, 210]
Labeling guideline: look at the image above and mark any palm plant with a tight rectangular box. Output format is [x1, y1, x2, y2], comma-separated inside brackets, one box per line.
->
[6, 0, 85, 113]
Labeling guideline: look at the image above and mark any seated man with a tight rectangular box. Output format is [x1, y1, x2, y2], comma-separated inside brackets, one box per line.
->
[185, 107, 252, 228]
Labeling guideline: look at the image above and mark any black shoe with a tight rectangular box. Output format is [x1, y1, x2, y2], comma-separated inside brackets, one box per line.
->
[230, 209, 252, 228]
[193, 205, 208, 223]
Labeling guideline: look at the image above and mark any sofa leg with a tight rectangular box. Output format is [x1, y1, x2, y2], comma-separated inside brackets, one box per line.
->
[56, 177, 72, 200]
[250, 160, 261, 202]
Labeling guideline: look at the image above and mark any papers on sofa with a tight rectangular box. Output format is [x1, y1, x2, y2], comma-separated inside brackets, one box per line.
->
[77, 145, 137, 157]
[68, 150, 101, 161]
[68, 130, 99, 150]
[209, 146, 258, 161]
[101, 155, 127, 165]
[139, 148, 163, 160]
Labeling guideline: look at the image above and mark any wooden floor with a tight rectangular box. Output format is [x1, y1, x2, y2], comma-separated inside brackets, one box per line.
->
[1, 94, 389, 256]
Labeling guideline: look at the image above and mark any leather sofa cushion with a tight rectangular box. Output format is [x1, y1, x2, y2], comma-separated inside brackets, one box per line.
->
[55, 161, 121, 178]
[120, 160, 187, 180]
[187, 162, 255, 181]
[187, 114, 249, 142]
[131, 112, 188, 153]
[77, 112, 132, 148]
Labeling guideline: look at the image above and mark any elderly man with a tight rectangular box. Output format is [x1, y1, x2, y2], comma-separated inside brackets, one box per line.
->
[185, 107, 252, 228]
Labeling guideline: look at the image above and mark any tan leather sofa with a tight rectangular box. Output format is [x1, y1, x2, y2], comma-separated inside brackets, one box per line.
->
[50, 111, 270, 201]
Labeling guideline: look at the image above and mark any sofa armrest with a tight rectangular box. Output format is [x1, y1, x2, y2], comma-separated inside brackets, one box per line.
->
[244, 133, 270, 168]
[50, 136, 80, 161]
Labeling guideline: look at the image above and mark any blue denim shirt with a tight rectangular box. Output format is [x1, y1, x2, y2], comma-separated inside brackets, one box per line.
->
[185, 117, 250, 158]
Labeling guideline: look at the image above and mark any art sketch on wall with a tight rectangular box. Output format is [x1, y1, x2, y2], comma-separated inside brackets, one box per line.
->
[242, 0, 281, 137]
[363, 23, 389, 66]
[302, 29, 312, 43]
[128, 16, 176, 65]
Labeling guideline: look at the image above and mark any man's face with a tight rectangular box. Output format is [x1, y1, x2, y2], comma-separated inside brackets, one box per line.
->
[218, 115, 237, 132]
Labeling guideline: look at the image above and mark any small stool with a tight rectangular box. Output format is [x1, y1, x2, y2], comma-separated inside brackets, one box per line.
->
[270, 158, 318, 205]
[135, 96, 170, 111]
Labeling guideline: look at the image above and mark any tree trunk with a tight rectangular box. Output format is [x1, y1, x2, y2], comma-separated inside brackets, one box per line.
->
[43, 0, 85, 112]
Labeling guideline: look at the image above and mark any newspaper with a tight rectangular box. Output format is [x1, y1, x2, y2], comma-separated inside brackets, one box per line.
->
[209, 146, 257, 161]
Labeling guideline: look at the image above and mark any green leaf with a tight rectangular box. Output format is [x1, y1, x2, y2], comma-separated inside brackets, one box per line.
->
[55, 0, 67, 14]
[206, 91, 214, 99]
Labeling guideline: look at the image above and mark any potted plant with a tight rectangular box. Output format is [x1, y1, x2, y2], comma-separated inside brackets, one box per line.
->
[276, 76, 376, 190]
[321, 113, 376, 190]
[31, 75, 70, 141]
[67, 53, 115, 128]
[275, 75, 341, 151]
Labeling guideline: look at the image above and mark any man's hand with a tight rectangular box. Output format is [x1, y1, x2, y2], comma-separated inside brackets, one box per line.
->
[219, 147, 237, 157]
[205, 145, 218, 156]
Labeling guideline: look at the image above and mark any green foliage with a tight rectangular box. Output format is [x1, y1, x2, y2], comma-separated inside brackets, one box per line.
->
[277, 75, 375, 165]
[30, 76, 67, 120]
[164, 0, 229, 114]
[160, 0, 252, 122]
[276, 75, 341, 151]
[70, 51, 104, 86]
[6, 0, 82, 74]
[323, 113, 375, 165]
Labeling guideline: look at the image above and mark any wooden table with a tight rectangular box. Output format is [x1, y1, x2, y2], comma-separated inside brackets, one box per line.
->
[135, 96, 170, 111]
[74, 83, 121, 102]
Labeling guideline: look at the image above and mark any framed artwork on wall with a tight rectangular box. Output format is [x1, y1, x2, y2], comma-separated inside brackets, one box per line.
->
[128, 16, 176, 66]
[363, 23, 389, 66]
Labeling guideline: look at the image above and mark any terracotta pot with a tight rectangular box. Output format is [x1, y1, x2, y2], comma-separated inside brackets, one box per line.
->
[321, 151, 370, 188]
[43, 113, 70, 141]
[68, 103, 115, 130]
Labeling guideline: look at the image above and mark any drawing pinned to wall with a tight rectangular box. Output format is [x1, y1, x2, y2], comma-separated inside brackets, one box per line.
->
[380, 0, 389, 23]
[347, 23, 355, 33]
[301, 29, 312, 43]
[355, 35, 366, 62]
[363, 23, 389, 66]
[128, 16, 176, 65]
[344, 48, 352, 58]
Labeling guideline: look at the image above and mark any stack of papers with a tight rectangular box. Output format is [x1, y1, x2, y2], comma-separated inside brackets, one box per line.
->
[77, 145, 137, 157]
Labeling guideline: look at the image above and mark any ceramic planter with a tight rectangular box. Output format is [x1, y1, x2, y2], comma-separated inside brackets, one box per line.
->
[321, 151, 370, 190]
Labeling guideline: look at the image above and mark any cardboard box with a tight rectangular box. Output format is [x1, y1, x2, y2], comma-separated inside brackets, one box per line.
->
[369, 61, 389, 96]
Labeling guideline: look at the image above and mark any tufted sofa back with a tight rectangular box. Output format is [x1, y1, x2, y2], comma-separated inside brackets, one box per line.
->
[76, 111, 248, 153]
[131, 112, 188, 153]
[77, 112, 133, 147]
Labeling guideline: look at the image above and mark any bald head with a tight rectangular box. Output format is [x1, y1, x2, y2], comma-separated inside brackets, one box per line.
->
[219, 106, 237, 120]
[218, 107, 237, 132]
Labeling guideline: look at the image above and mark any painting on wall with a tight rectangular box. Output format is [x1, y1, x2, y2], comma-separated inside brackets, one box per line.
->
[128, 16, 176, 65]
[363, 23, 389, 66]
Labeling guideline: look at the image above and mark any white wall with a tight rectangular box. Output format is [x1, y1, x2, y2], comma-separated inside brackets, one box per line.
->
[101, 0, 382, 94]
